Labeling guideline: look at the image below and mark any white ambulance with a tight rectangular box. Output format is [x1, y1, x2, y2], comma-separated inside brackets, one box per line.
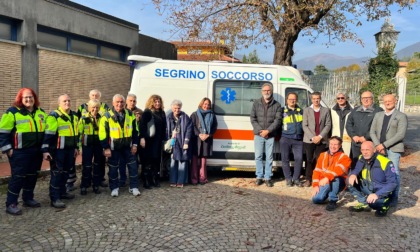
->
[128, 55, 315, 171]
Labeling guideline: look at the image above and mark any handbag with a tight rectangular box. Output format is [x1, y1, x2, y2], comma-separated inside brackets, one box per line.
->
[163, 138, 174, 153]
[147, 115, 155, 138]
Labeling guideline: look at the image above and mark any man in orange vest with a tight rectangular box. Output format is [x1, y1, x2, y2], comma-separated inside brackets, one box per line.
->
[311, 136, 351, 211]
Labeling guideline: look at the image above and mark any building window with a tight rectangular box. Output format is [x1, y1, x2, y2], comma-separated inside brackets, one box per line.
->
[187, 49, 202, 55]
[214, 80, 266, 116]
[37, 25, 127, 62]
[71, 39, 97, 57]
[101, 46, 121, 61]
[0, 17, 18, 41]
[38, 31, 67, 51]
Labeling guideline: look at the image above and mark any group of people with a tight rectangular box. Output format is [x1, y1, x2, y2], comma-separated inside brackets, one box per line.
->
[1, 84, 407, 218]
[251, 83, 408, 217]
[0, 88, 217, 215]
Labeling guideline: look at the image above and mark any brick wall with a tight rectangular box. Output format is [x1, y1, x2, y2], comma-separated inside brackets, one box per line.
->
[38, 49, 131, 112]
[0, 41, 22, 115]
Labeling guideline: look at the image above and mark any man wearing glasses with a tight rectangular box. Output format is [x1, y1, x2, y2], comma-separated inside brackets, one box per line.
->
[346, 91, 383, 168]
[250, 83, 282, 187]
[330, 92, 353, 156]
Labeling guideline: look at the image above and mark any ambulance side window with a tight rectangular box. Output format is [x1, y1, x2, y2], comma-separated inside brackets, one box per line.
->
[285, 88, 309, 109]
[213, 80, 268, 116]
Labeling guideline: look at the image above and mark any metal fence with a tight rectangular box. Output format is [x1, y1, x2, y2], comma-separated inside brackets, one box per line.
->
[305, 70, 369, 107]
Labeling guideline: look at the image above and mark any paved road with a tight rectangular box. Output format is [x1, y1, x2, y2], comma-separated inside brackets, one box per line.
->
[0, 114, 419, 251]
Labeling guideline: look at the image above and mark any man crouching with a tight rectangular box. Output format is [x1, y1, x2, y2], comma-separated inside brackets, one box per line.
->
[347, 141, 397, 217]
[311, 136, 351, 211]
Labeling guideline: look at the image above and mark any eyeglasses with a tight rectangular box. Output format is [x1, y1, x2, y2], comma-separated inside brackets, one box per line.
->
[262, 90, 271, 92]
[336, 97, 345, 100]
[23, 96, 34, 100]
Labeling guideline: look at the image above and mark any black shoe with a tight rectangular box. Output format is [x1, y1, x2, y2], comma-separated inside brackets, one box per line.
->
[265, 180, 274, 187]
[80, 188, 87, 196]
[60, 193, 75, 200]
[100, 181, 108, 188]
[6, 204, 22, 215]
[293, 180, 303, 187]
[326, 201, 338, 211]
[23, 199, 41, 208]
[255, 179, 263, 186]
[375, 206, 389, 217]
[93, 187, 101, 194]
[286, 180, 293, 187]
[154, 178, 161, 188]
[66, 184, 76, 192]
[303, 180, 312, 187]
[51, 199, 66, 208]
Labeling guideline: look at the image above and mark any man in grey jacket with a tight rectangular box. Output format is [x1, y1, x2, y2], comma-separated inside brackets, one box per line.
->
[370, 94, 407, 206]
[302, 91, 331, 187]
[250, 83, 282, 187]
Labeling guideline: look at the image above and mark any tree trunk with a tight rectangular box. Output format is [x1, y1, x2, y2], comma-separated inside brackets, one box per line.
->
[272, 31, 299, 66]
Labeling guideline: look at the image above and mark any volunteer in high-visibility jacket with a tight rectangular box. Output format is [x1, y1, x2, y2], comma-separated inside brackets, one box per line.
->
[78, 99, 104, 195]
[76, 89, 109, 189]
[280, 92, 304, 187]
[0, 88, 47, 215]
[99, 94, 140, 197]
[42, 94, 79, 209]
[311, 136, 351, 211]
[347, 141, 397, 217]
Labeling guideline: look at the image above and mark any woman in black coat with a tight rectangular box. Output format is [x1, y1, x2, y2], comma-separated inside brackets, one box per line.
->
[190, 98, 218, 185]
[139, 95, 166, 189]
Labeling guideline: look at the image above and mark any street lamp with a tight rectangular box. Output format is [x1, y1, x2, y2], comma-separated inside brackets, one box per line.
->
[374, 18, 400, 51]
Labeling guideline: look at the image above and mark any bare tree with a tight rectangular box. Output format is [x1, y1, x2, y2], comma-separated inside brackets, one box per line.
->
[152, 0, 415, 66]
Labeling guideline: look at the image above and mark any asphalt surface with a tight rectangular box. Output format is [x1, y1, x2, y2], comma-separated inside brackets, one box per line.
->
[0, 114, 419, 251]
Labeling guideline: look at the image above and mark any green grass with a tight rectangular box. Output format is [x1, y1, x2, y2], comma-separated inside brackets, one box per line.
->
[405, 94, 420, 105]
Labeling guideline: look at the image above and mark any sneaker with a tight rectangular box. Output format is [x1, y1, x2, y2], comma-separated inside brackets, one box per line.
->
[286, 180, 293, 187]
[265, 180, 274, 187]
[326, 201, 338, 211]
[129, 188, 141, 196]
[255, 179, 263, 186]
[111, 188, 119, 197]
[375, 206, 389, 217]
[50, 199, 66, 208]
[23, 199, 41, 208]
[349, 202, 371, 212]
[6, 204, 22, 215]
[293, 180, 303, 187]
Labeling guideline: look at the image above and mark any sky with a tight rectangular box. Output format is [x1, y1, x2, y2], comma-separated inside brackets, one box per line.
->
[71, 0, 420, 63]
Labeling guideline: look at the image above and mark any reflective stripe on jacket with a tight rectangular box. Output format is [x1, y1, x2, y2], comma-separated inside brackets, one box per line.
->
[0, 106, 47, 151]
[312, 150, 351, 187]
[351, 153, 397, 198]
[281, 106, 303, 139]
[99, 108, 136, 150]
[78, 113, 101, 147]
[42, 107, 79, 150]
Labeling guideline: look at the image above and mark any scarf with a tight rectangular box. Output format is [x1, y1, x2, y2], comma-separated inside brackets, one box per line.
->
[197, 108, 213, 134]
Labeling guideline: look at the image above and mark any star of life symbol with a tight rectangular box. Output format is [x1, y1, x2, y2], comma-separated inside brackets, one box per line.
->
[221, 88, 236, 104]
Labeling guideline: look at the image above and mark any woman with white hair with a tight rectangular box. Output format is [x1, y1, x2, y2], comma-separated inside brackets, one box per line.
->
[166, 99, 193, 188]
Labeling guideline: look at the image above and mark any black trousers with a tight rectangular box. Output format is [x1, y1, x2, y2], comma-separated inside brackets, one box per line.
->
[303, 142, 327, 181]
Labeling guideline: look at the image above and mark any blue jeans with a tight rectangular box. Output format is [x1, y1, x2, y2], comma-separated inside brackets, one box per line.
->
[170, 159, 188, 184]
[312, 177, 345, 203]
[107, 148, 138, 190]
[6, 148, 43, 206]
[387, 149, 401, 204]
[280, 137, 303, 181]
[50, 149, 75, 201]
[254, 135, 274, 180]
[347, 179, 390, 210]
